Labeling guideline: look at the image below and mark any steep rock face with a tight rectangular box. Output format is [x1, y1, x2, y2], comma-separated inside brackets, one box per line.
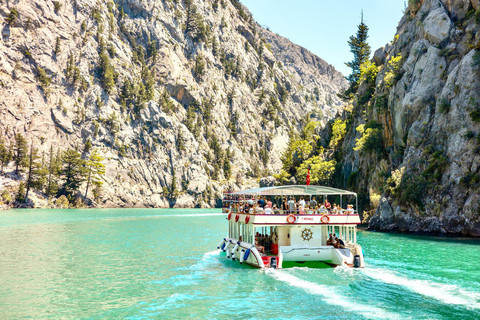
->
[0, 0, 346, 207]
[335, 0, 480, 235]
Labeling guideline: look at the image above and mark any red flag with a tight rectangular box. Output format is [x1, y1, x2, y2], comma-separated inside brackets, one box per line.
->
[306, 169, 310, 186]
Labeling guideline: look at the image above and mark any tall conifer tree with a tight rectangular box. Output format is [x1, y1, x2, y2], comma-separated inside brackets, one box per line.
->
[0, 135, 13, 173]
[14, 133, 28, 173]
[60, 149, 86, 199]
[344, 12, 371, 95]
[84, 149, 105, 200]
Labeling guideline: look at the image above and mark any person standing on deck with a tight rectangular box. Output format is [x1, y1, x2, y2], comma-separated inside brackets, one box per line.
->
[287, 198, 296, 213]
[282, 198, 288, 211]
[310, 197, 317, 210]
[258, 197, 266, 209]
[299, 197, 306, 209]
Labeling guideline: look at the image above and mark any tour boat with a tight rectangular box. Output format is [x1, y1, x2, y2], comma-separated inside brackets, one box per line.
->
[217, 185, 365, 269]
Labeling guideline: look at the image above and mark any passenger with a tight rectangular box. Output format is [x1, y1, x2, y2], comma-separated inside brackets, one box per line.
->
[346, 204, 355, 214]
[264, 204, 273, 214]
[267, 199, 273, 208]
[326, 233, 333, 246]
[319, 204, 327, 214]
[255, 239, 265, 254]
[310, 197, 317, 209]
[324, 199, 332, 212]
[287, 197, 296, 213]
[298, 205, 305, 214]
[332, 203, 338, 214]
[299, 197, 306, 209]
[258, 197, 266, 208]
[335, 204, 342, 214]
[336, 237, 345, 249]
[282, 198, 288, 212]
[255, 204, 264, 214]
[272, 204, 280, 214]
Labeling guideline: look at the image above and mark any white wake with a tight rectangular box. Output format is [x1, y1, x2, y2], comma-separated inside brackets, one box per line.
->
[363, 268, 480, 309]
[267, 269, 400, 319]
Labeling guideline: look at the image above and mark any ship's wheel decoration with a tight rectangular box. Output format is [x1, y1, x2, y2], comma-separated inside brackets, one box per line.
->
[301, 228, 313, 241]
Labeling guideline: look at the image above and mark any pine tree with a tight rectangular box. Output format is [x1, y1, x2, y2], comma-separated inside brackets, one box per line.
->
[344, 12, 371, 94]
[60, 149, 86, 198]
[223, 156, 231, 179]
[0, 136, 13, 173]
[14, 133, 28, 173]
[84, 149, 105, 200]
[16, 182, 25, 203]
[25, 143, 39, 202]
[99, 50, 115, 93]
[46, 146, 62, 197]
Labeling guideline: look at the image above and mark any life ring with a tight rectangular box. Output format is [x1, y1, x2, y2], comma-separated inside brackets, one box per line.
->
[286, 214, 296, 224]
[245, 215, 250, 224]
[321, 215, 330, 224]
[235, 214, 239, 222]
[227, 212, 232, 220]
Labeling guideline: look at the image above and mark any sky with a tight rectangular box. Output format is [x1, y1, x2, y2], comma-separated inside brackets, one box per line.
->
[241, 0, 405, 76]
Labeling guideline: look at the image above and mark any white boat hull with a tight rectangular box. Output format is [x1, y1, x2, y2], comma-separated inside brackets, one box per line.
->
[220, 237, 364, 268]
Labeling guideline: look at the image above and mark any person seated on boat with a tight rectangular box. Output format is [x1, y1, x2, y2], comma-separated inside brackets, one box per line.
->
[318, 204, 327, 214]
[264, 204, 273, 214]
[267, 199, 273, 209]
[298, 205, 305, 214]
[287, 197, 296, 213]
[327, 233, 333, 246]
[255, 239, 265, 254]
[324, 199, 332, 212]
[346, 204, 355, 214]
[254, 204, 264, 214]
[335, 204, 342, 214]
[335, 237, 345, 249]
[331, 203, 337, 214]
[272, 204, 280, 214]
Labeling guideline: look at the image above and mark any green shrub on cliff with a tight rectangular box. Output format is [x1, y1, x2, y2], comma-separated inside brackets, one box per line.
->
[295, 156, 336, 185]
[329, 119, 346, 148]
[384, 53, 403, 88]
[353, 121, 384, 155]
[6, 7, 18, 24]
[359, 61, 378, 84]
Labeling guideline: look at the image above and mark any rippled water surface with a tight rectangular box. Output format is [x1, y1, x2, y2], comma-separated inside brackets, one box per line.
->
[1, 208, 480, 319]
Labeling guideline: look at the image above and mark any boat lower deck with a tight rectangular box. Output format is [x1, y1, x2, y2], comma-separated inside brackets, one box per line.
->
[218, 237, 364, 269]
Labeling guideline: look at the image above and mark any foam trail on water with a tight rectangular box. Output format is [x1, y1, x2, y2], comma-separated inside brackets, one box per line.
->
[267, 269, 399, 319]
[363, 268, 480, 309]
[189, 250, 221, 271]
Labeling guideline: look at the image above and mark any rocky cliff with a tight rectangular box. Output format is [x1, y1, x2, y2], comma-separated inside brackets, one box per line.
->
[331, 0, 480, 236]
[0, 0, 346, 208]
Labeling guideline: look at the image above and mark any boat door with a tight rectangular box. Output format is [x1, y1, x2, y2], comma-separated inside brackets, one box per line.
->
[277, 226, 291, 246]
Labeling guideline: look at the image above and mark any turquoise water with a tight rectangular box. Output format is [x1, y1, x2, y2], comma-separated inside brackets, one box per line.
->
[0, 209, 480, 319]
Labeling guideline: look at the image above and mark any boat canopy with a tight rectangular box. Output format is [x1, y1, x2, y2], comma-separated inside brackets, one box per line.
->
[228, 185, 357, 197]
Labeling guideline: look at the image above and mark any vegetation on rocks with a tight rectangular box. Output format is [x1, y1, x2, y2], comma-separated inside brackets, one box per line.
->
[0, 0, 346, 209]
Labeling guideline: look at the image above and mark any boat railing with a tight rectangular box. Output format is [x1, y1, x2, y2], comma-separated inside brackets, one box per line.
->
[226, 209, 358, 215]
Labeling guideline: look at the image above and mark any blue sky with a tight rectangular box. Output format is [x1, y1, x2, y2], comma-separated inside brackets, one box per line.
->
[241, 0, 405, 76]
